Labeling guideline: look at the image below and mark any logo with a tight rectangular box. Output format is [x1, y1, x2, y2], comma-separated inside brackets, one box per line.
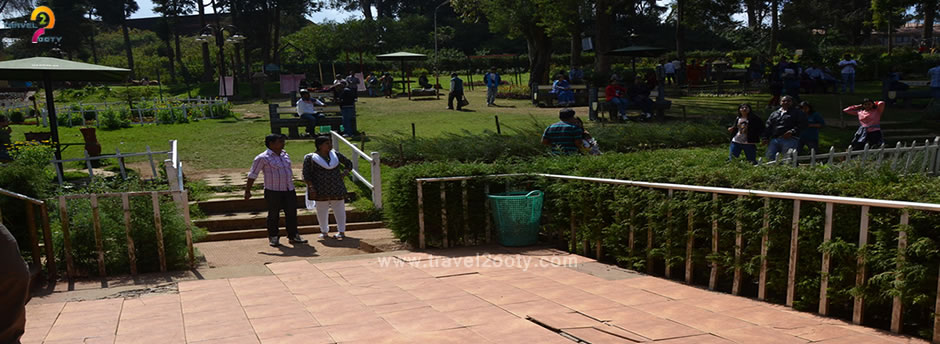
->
[30, 6, 58, 44]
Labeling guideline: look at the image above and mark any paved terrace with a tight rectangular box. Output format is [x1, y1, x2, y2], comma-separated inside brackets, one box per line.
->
[22, 248, 926, 344]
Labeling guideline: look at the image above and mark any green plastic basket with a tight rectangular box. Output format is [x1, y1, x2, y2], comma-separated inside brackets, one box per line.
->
[488, 190, 544, 246]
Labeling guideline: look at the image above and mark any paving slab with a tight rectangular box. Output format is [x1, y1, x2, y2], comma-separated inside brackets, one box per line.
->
[22, 247, 930, 344]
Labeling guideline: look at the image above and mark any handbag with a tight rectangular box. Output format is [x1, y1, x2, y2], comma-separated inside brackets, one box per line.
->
[459, 96, 470, 107]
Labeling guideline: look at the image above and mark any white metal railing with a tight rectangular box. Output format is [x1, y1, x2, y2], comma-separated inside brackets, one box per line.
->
[414, 172, 940, 338]
[765, 137, 940, 175]
[330, 131, 382, 209]
[50, 140, 178, 189]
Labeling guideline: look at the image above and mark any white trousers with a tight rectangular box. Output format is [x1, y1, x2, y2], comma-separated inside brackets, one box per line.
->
[316, 199, 346, 234]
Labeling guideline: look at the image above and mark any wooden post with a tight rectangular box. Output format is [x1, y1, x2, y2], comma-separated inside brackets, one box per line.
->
[665, 189, 673, 279]
[810, 148, 816, 167]
[121, 194, 138, 276]
[484, 183, 491, 243]
[58, 196, 75, 280]
[151, 192, 167, 272]
[40, 204, 56, 283]
[759, 197, 770, 300]
[786, 199, 801, 307]
[647, 205, 654, 274]
[25, 204, 41, 273]
[709, 193, 719, 290]
[685, 209, 694, 284]
[145, 146, 158, 181]
[570, 208, 577, 253]
[819, 202, 833, 315]
[629, 207, 636, 256]
[891, 209, 909, 333]
[418, 181, 426, 249]
[733, 195, 744, 296]
[90, 195, 107, 277]
[853, 205, 870, 325]
[441, 183, 448, 248]
[461, 180, 470, 245]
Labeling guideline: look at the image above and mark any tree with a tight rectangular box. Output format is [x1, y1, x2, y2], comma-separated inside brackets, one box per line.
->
[153, 0, 195, 83]
[453, 0, 553, 86]
[93, 0, 139, 78]
[871, 0, 910, 53]
[916, 0, 938, 44]
[536, 0, 586, 71]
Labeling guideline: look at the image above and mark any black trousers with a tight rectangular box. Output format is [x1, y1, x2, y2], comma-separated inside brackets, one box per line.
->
[448, 92, 463, 110]
[0, 224, 29, 344]
[264, 189, 299, 238]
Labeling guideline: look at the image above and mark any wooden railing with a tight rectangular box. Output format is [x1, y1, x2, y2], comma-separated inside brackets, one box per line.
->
[415, 173, 940, 340]
[0, 187, 56, 284]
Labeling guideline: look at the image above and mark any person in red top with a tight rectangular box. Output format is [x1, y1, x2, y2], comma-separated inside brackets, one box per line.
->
[605, 79, 629, 120]
[843, 98, 885, 149]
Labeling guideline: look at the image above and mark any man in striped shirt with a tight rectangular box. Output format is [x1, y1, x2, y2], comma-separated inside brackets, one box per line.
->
[246, 134, 307, 247]
[541, 108, 584, 155]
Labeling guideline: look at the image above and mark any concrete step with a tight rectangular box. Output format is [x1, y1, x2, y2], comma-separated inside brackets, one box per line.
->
[194, 193, 356, 214]
[193, 207, 371, 232]
[201, 221, 386, 241]
[885, 135, 940, 143]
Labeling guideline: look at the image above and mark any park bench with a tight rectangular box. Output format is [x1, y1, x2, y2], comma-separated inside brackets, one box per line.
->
[290, 91, 337, 107]
[591, 88, 671, 121]
[533, 84, 589, 107]
[882, 79, 933, 108]
[268, 104, 342, 139]
[409, 87, 440, 100]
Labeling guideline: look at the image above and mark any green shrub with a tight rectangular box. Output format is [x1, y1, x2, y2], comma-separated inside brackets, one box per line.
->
[386, 148, 940, 338]
[7, 110, 25, 123]
[100, 109, 131, 130]
[374, 120, 727, 165]
[50, 180, 207, 276]
[0, 144, 55, 254]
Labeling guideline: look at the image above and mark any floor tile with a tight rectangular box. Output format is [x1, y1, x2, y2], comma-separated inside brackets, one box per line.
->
[713, 326, 809, 344]
[611, 317, 704, 340]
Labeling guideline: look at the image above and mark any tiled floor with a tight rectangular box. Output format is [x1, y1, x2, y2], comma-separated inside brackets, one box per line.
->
[22, 250, 928, 344]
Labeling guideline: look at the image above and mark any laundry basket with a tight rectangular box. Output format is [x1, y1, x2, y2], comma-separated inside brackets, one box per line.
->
[487, 190, 544, 246]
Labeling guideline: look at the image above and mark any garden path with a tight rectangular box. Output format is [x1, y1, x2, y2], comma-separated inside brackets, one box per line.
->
[21, 246, 926, 344]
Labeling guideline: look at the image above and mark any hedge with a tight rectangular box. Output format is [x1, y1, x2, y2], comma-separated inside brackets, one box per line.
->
[386, 148, 940, 338]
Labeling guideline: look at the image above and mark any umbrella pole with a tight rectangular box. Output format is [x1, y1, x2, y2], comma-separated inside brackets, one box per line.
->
[43, 71, 63, 169]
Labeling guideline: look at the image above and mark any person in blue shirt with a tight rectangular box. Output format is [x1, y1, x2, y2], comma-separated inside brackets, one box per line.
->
[798, 101, 825, 155]
[484, 67, 501, 106]
[928, 64, 940, 99]
[447, 73, 465, 110]
[551, 74, 574, 106]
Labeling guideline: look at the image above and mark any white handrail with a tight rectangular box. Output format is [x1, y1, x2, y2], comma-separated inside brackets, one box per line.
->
[329, 131, 382, 209]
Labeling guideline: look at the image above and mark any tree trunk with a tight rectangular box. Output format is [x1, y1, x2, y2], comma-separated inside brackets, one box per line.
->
[770, 0, 778, 55]
[272, 5, 282, 64]
[361, 0, 373, 21]
[198, 0, 212, 81]
[121, 19, 136, 79]
[595, 0, 613, 75]
[675, 0, 686, 62]
[745, 0, 759, 29]
[925, 0, 937, 44]
[165, 28, 176, 83]
[570, 28, 581, 70]
[174, 29, 190, 79]
[526, 29, 552, 87]
[88, 10, 98, 64]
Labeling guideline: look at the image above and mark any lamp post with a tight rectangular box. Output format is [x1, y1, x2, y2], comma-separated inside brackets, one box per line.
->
[433, 0, 450, 87]
[195, 25, 246, 98]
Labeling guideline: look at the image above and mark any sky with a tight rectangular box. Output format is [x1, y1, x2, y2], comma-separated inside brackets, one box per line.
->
[130, 0, 364, 23]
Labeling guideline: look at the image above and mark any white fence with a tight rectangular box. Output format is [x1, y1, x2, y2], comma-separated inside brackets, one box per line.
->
[330, 131, 382, 209]
[50, 140, 181, 189]
[766, 137, 940, 176]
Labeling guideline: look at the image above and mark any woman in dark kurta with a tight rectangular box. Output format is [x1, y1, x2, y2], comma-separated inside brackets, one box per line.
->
[303, 136, 353, 240]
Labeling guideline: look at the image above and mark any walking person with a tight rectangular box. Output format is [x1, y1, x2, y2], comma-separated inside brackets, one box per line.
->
[246, 134, 307, 247]
[366, 73, 378, 97]
[296, 90, 325, 137]
[843, 99, 886, 150]
[303, 136, 354, 240]
[839, 54, 858, 94]
[447, 72, 465, 110]
[798, 101, 825, 155]
[762, 95, 807, 161]
[727, 103, 764, 164]
[380, 72, 394, 98]
[484, 67, 501, 106]
[337, 80, 358, 137]
[663, 59, 676, 85]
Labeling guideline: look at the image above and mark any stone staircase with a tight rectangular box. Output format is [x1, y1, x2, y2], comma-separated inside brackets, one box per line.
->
[880, 125, 940, 144]
[192, 170, 384, 242]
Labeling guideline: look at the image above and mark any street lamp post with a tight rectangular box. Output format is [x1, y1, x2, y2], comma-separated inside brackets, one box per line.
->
[195, 25, 245, 98]
[434, 0, 450, 87]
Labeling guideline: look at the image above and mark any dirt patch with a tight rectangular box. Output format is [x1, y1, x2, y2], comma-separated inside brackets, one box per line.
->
[102, 283, 179, 299]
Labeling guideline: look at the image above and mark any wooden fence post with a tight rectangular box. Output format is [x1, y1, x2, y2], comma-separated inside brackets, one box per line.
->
[90, 194, 107, 277]
[786, 199, 801, 307]
[121, 194, 138, 276]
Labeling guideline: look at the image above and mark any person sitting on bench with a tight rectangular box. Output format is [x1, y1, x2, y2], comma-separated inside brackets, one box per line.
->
[627, 76, 655, 119]
[418, 73, 432, 90]
[551, 74, 574, 106]
[605, 79, 629, 121]
[296, 90, 325, 137]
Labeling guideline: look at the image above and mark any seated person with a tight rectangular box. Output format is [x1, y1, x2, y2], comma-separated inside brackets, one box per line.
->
[627, 76, 655, 119]
[605, 79, 629, 121]
[295, 90, 325, 137]
[551, 74, 574, 106]
[418, 73, 432, 90]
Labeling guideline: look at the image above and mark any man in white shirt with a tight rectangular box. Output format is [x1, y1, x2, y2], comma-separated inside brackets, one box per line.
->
[296, 90, 324, 137]
[838, 54, 857, 93]
[663, 59, 676, 85]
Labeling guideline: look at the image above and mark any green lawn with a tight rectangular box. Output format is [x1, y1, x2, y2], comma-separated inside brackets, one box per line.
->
[9, 80, 937, 172]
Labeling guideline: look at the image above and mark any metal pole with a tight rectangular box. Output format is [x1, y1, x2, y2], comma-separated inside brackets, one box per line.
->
[44, 71, 63, 173]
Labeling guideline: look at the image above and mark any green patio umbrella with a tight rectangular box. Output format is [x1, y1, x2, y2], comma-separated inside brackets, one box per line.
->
[606, 46, 668, 73]
[376, 52, 427, 95]
[0, 57, 131, 162]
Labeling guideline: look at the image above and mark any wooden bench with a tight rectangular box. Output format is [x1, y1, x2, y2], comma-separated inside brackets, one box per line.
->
[593, 89, 671, 121]
[409, 88, 440, 100]
[883, 79, 933, 108]
[268, 104, 342, 139]
[533, 84, 589, 107]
